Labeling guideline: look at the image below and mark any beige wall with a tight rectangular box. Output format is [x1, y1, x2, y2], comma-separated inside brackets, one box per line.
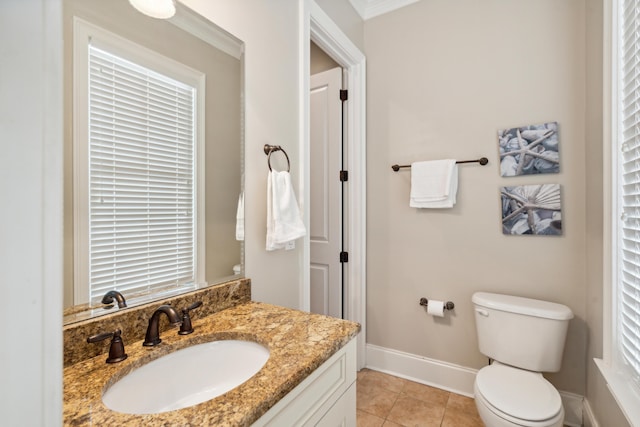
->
[365, 0, 587, 394]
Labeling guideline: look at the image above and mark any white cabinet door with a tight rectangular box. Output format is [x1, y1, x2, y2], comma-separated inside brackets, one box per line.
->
[253, 339, 356, 426]
[316, 383, 356, 426]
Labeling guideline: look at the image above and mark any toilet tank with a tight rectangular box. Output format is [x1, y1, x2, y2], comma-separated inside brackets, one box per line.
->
[472, 292, 573, 372]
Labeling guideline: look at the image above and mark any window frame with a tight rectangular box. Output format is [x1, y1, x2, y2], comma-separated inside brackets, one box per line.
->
[599, 0, 640, 423]
[72, 17, 206, 306]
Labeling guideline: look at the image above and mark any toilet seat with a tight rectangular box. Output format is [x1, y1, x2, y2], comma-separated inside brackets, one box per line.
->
[475, 364, 562, 424]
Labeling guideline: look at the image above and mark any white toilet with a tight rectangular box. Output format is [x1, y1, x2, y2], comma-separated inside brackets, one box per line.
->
[472, 292, 573, 427]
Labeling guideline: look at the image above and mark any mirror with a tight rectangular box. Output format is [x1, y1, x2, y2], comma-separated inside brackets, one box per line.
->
[63, 0, 244, 324]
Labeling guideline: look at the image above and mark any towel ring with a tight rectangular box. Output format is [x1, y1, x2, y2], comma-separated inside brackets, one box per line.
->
[264, 144, 291, 172]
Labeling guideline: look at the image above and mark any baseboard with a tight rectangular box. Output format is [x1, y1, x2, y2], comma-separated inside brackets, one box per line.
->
[582, 398, 600, 427]
[365, 343, 585, 426]
[561, 391, 584, 427]
[365, 343, 477, 397]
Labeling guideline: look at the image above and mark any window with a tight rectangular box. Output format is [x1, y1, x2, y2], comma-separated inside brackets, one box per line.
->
[601, 0, 640, 422]
[616, 0, 640, 380]
[73, 18, 205, 305]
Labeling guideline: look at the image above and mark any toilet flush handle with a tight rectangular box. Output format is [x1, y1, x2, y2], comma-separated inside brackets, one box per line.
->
[475, 308, 489, 317]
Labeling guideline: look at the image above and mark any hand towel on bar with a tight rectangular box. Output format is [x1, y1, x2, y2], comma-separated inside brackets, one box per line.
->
[409, 159, 458, 208]
[235, 192, 244, 241]
[266, 170, 306, 251]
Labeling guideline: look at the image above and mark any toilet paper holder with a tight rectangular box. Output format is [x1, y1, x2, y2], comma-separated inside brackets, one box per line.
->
[419, 298, 454, 311]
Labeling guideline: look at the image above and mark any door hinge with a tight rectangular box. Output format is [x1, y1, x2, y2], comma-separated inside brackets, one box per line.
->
[340, 251, 349, 263]
[339, 170, 349, 182]
[340, 89, 348, 101]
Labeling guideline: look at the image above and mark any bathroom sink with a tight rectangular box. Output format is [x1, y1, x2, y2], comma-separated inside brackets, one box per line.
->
[102, 340, 270, 414]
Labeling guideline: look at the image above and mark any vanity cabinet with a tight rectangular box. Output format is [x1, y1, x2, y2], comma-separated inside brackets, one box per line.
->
[253, 338, 357, 426]
[63, 298, 361, 426]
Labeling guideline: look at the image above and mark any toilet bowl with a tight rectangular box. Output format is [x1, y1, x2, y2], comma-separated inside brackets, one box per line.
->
[472, 292, 573, 427]
[474, 363, 564, 427]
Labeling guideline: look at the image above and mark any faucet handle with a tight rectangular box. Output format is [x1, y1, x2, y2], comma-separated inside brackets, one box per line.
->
[87, 329, 128, 364]
[179, 301, 203, 335]
[101, 290, 127, 309]
[185, 301, 203, 312]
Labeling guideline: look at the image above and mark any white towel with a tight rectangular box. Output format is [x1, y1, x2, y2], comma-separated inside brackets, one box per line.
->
[235, 192, 244, 241]
[409, 159, 458, 208]
[266, 170, 306, 251]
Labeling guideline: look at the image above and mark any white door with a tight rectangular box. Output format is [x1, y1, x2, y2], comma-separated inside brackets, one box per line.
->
[310, 67, 343, 318]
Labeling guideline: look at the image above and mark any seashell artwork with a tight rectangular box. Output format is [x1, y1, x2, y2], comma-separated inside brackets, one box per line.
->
[498, 122, 560, 176]
[501, 184, 562, 236]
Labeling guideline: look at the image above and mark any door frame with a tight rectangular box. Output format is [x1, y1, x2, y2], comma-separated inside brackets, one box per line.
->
[301, 0, 367, 369]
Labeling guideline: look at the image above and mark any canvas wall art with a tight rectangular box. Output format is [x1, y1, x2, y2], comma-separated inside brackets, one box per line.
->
[501, 184, 562, 236]
[498, 122, 559, 176]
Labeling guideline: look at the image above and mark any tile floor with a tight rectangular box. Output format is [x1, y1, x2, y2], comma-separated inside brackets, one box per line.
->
[356, 368, 485, 427]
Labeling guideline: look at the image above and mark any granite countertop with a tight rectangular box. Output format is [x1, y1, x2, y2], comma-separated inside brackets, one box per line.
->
[63, 302, 360, 426]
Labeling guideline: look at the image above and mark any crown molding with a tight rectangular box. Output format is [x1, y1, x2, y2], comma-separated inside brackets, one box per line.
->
[169, 2, 244, 59]
[349, 0, 419, 20]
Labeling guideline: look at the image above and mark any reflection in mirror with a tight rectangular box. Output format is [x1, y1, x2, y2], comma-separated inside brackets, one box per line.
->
[63, 0, 244, 324]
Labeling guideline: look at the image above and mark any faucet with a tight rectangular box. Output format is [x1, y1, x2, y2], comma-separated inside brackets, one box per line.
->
[102, 290, 127, 309]
[143, 305, 182, 346]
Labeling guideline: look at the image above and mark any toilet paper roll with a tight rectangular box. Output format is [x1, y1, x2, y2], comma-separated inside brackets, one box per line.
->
[427, 300, 445, 317]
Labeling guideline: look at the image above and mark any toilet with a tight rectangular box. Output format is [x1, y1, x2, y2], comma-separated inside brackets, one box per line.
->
[472, 292, 573, 427]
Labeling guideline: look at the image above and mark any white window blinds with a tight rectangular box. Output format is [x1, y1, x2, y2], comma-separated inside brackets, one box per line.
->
[87, 45, 197, 302]
[618, 0, 640, 378]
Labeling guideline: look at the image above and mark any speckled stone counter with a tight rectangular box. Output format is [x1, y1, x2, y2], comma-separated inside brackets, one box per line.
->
[63, 301, 360, 426]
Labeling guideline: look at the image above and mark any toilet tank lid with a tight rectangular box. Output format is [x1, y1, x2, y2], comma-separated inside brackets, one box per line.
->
[472, 292, 573, 320]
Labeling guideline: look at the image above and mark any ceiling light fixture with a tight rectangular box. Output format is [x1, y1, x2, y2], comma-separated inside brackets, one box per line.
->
[128, 0, 176, 19]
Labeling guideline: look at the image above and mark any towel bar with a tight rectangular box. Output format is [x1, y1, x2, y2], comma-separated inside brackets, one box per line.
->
[419, 297, 455, 311]
[392, 157, 488, 172]
[264, 144, 291, 172]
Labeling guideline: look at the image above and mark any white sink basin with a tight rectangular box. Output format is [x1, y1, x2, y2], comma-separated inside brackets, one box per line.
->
[102, 340, 270, 414]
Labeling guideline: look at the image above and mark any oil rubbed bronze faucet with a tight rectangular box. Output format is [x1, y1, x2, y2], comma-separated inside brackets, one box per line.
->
[101, 290, 127, 309]
[143, 305, 182, 346]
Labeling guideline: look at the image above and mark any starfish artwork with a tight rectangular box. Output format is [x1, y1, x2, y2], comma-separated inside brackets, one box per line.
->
[501, 184, 562, 236]
[498, 122, 560, 176]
